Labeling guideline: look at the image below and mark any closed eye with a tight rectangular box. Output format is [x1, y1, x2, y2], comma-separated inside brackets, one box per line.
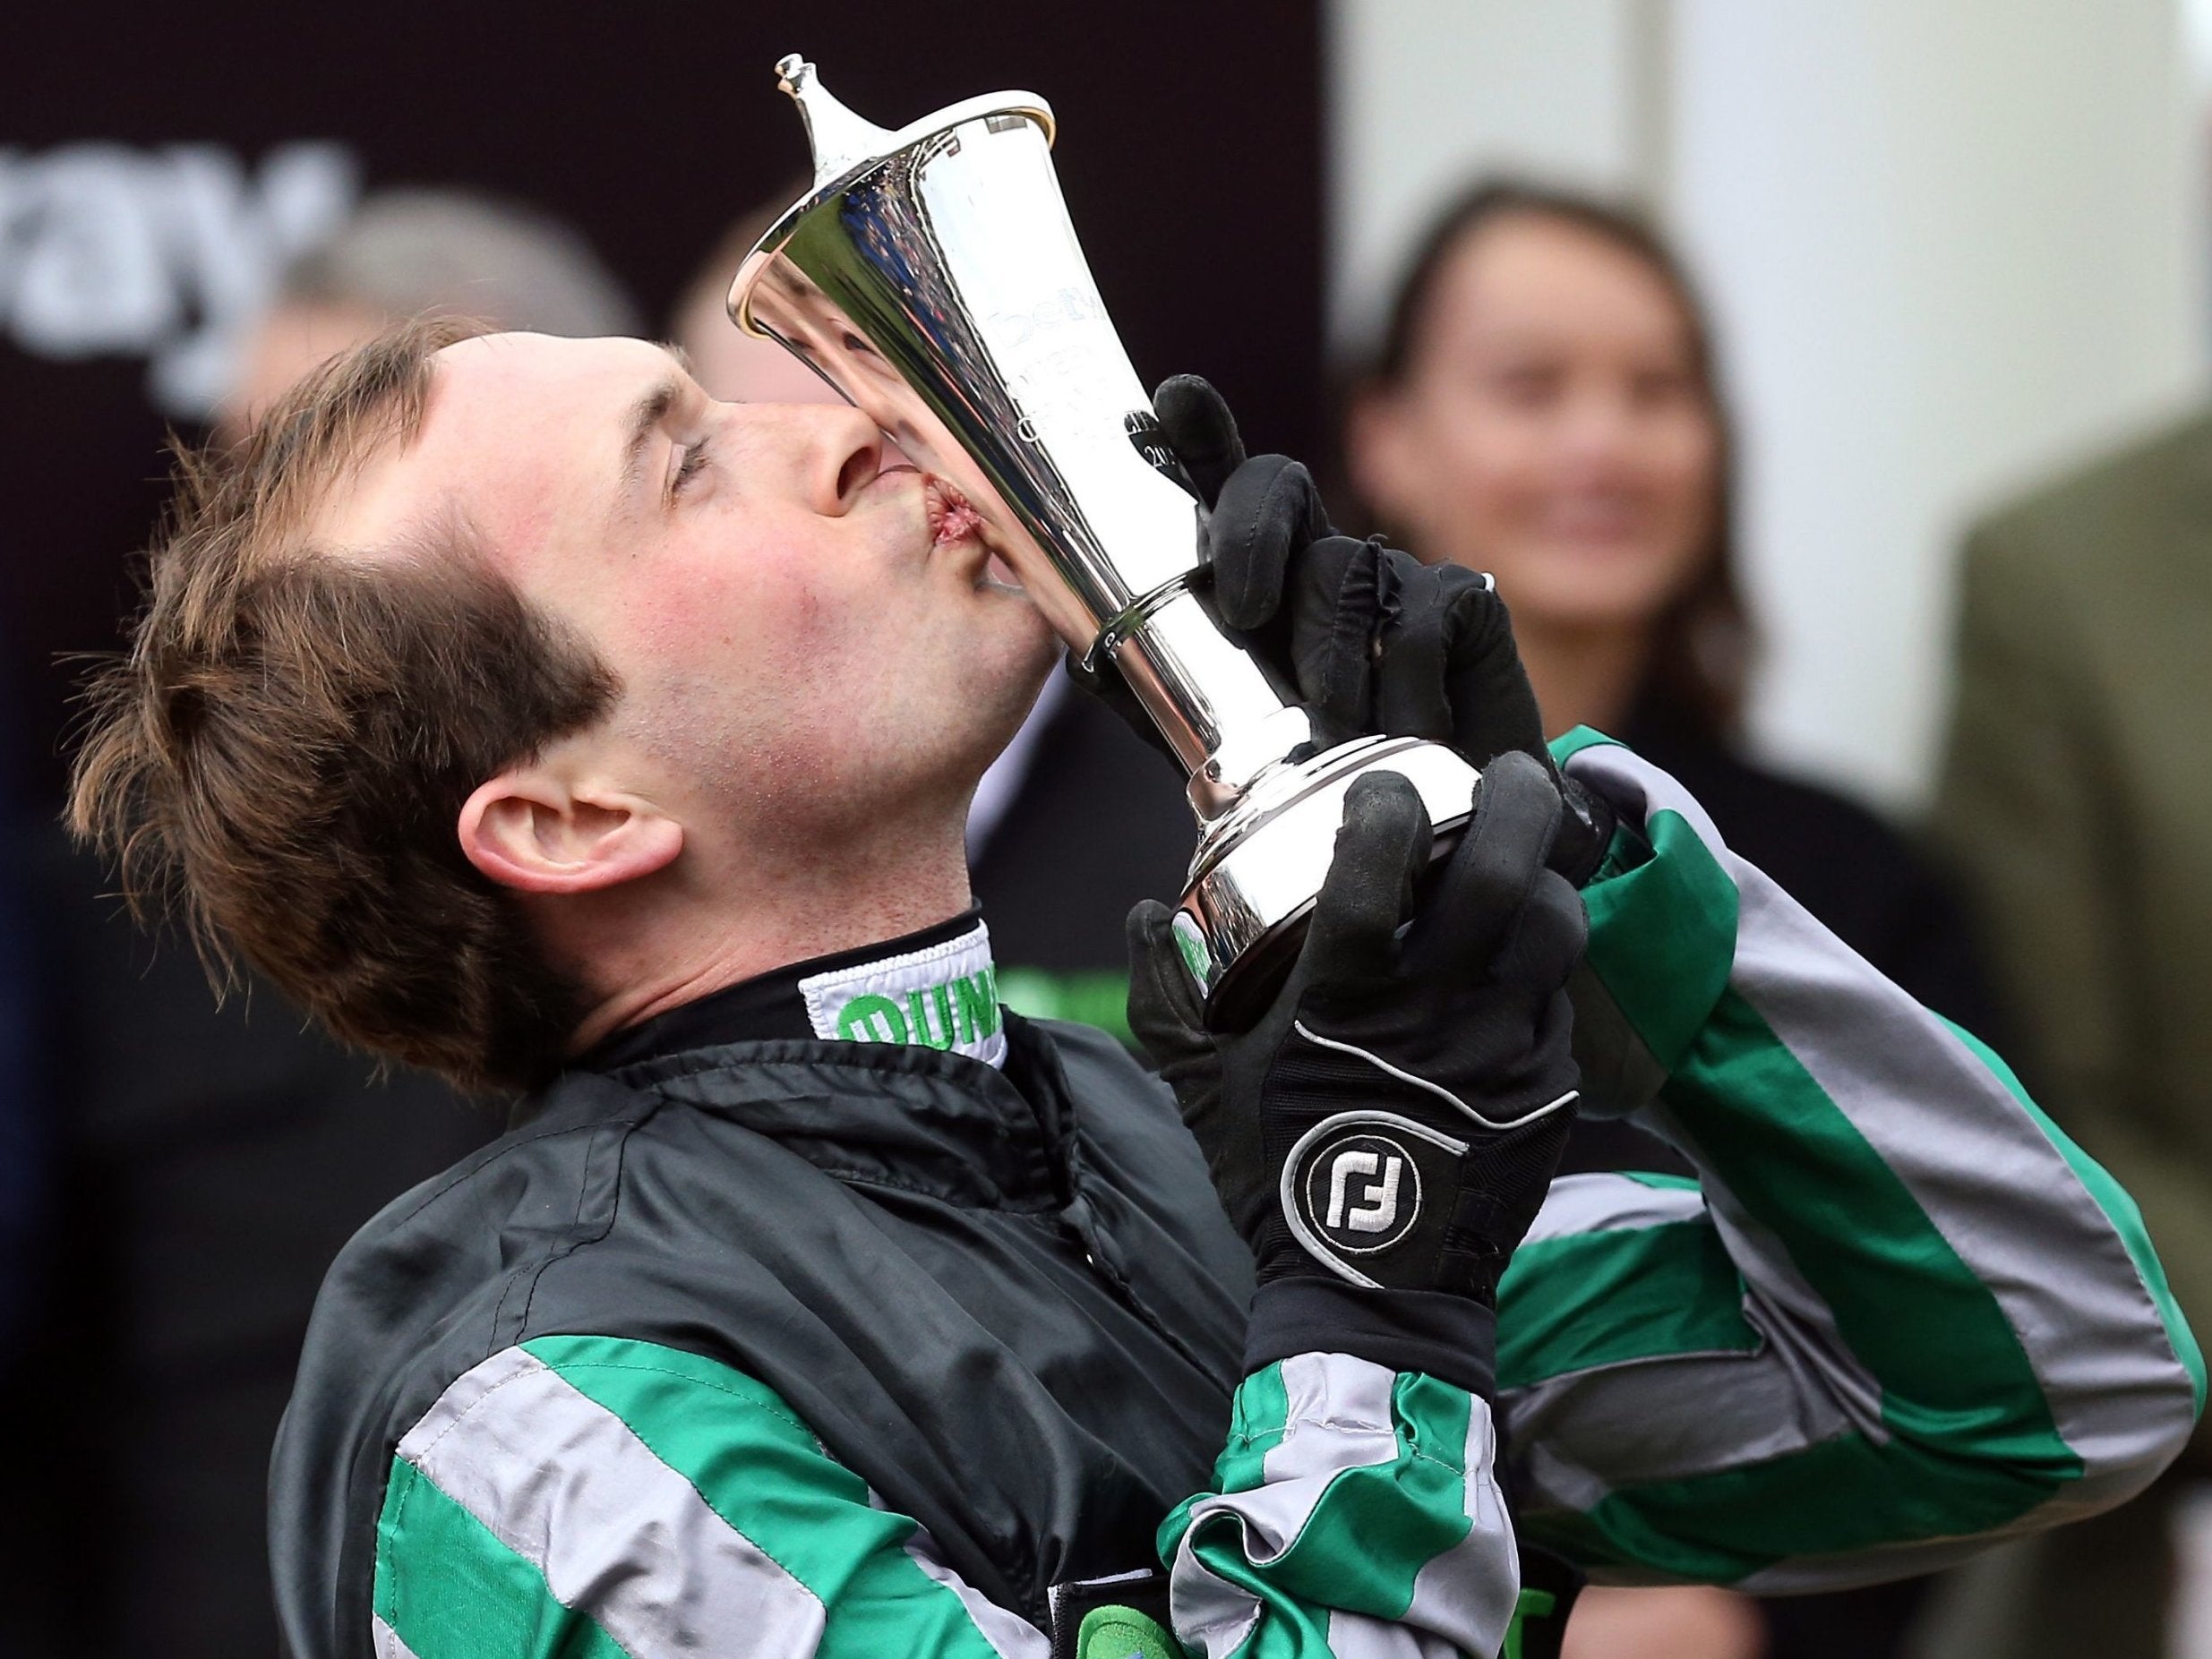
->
[671, 438, 712, 498]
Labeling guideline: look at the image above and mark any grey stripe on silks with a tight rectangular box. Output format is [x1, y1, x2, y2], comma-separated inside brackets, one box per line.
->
[1571, 740, 2199, 1506]
[1396, 1387, 1517, 1656]
[372, 1615, 424, 1659]
[1167, 1564, 1263, 1659]
[1522, 1170, 1707, 1245]
[1730, 861, 2194, 1504]
[1168, 1354, 1407, 1659]
[1268, 1352, 1403, 1493]
[1505, 1110, 1891, 1505]
[890, 1512, 1050, 1659]
[1505, 1193, 2135, 1586]
[1322, 1611, 1469, 1658]
[1640, 1096, 1893, 1441]
[397, 1346, 828, 1658]
[1505, 1319, 1858, 1506]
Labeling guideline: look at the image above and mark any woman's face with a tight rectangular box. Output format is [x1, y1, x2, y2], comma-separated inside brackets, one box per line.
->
[1350, 212, 1721, 637]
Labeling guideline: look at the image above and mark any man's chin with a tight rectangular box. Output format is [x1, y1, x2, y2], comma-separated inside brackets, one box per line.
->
[987, 599, 1063, 689]
[1007, 634, 1062, 720]
[960, 637, 1059, 760]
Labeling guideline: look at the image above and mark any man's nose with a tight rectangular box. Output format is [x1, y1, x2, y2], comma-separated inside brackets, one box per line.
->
[742, 402, 887, 514]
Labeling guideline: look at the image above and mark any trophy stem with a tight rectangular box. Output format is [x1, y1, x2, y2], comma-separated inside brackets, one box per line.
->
[1176, 737, 1481, 1024]
[1100, 588, 1315, 817]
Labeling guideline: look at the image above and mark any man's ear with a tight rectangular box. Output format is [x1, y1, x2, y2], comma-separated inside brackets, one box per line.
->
[457, 765, 683, 896]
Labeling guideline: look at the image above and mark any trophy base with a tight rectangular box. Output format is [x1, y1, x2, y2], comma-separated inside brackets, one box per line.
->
[1173, 735, 1481, 1029]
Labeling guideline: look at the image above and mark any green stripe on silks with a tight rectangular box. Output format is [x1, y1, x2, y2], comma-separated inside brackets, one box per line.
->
[1522, 1421, 2064, 1584]
[524, 1335, 1008, 1659]
[1529, 977, 2081, 1581]
[1682, 982, 2080, 1483]
[1579, 806, 1739, 1077]
[1179, 1373, 1474, 1643]
[1210, 1361, 1292, 1498]
[1537, 786, 2082, 1575]
[373, 1458, 630, 1659]
[1942, 1018, 2208, 1415]
[1556, 723, 1736, 1078]
[1499, 1219, 1758, 1391]
[1620, 1170, 1701, 1193]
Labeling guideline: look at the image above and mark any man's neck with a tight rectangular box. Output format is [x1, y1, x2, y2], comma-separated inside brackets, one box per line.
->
[561, 810, 975, 1055]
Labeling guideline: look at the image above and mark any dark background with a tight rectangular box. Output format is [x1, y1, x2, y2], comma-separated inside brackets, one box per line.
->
[0, 6, 1325, 1654]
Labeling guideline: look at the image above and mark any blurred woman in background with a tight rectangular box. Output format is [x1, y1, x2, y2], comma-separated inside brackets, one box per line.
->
[1345, 181, 1994, 1056]
[1343, 181, 2001, 1659]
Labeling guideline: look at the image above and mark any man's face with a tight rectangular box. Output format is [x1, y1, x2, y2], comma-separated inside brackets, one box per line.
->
[326, 331, 1058, 853]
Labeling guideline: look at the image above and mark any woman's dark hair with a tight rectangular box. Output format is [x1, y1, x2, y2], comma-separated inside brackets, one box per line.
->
[1354, 179, 1751, 741]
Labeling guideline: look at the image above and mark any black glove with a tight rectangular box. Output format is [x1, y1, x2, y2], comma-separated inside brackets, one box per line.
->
[1156, 373, 1551, 773]
[1072, 375, 1614, 884]
[1127, 753, 1585, 1391]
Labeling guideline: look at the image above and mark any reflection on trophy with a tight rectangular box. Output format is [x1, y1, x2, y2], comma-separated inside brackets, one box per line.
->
[730, 56, 1481, 1023]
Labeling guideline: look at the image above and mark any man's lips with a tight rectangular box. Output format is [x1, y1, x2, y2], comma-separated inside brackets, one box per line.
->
[885, 465, 1024, 589]
[922, 474, 987, 549]
[921, 474, 1030, 592]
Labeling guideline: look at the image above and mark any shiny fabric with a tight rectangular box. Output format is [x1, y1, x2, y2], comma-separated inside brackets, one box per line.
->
[269, 1017, 1254, 1659]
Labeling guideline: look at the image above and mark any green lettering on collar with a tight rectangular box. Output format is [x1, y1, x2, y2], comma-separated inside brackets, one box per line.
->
[836, 993, 907, 1043]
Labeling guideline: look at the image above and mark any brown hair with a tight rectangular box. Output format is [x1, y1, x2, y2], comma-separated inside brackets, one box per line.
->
[69, 317, 620, 1094]
[1355, 180, 1751, 741]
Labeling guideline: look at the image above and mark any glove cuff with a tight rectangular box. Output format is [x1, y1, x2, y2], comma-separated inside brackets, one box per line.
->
[1244, 1277, 1497, 1401]
[1549, 773, 1617, 889]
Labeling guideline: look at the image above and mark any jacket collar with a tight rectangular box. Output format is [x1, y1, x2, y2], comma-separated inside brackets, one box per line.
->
[538, 911, 1089, 1209]
[589, 1022, 1077, 1210]
[581, 910, 1008, 1072]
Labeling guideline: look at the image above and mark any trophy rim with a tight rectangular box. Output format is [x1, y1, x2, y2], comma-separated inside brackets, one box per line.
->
[725, 89, 1056, 337]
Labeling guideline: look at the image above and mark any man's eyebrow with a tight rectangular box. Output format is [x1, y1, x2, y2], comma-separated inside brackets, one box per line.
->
[615, 344, 700, 499]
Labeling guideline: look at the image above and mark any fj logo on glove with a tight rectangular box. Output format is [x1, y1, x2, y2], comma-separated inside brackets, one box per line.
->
[1301, 1129, 1422, 1254]
[1327, 1145, 1404, 1234]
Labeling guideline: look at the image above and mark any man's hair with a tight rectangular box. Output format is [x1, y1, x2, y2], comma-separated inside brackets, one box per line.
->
[69, 317, 621, 1094]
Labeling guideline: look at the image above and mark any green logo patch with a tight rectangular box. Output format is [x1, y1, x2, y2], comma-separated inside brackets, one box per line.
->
[1076, 1603, 1177, 1659]
[1501, 1585, 1559, 1659]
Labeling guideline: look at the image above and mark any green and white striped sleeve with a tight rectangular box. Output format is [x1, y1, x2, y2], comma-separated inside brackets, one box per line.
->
[1159, 1352, 1519, 1658]
[370, 1337, 1522, 1659]
[369, 1336, 1049, 1659]
[1499, 730, 2206, 1592]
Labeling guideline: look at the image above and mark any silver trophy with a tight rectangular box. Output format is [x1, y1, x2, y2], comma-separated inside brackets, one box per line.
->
[730, 57, 1481, 1023]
